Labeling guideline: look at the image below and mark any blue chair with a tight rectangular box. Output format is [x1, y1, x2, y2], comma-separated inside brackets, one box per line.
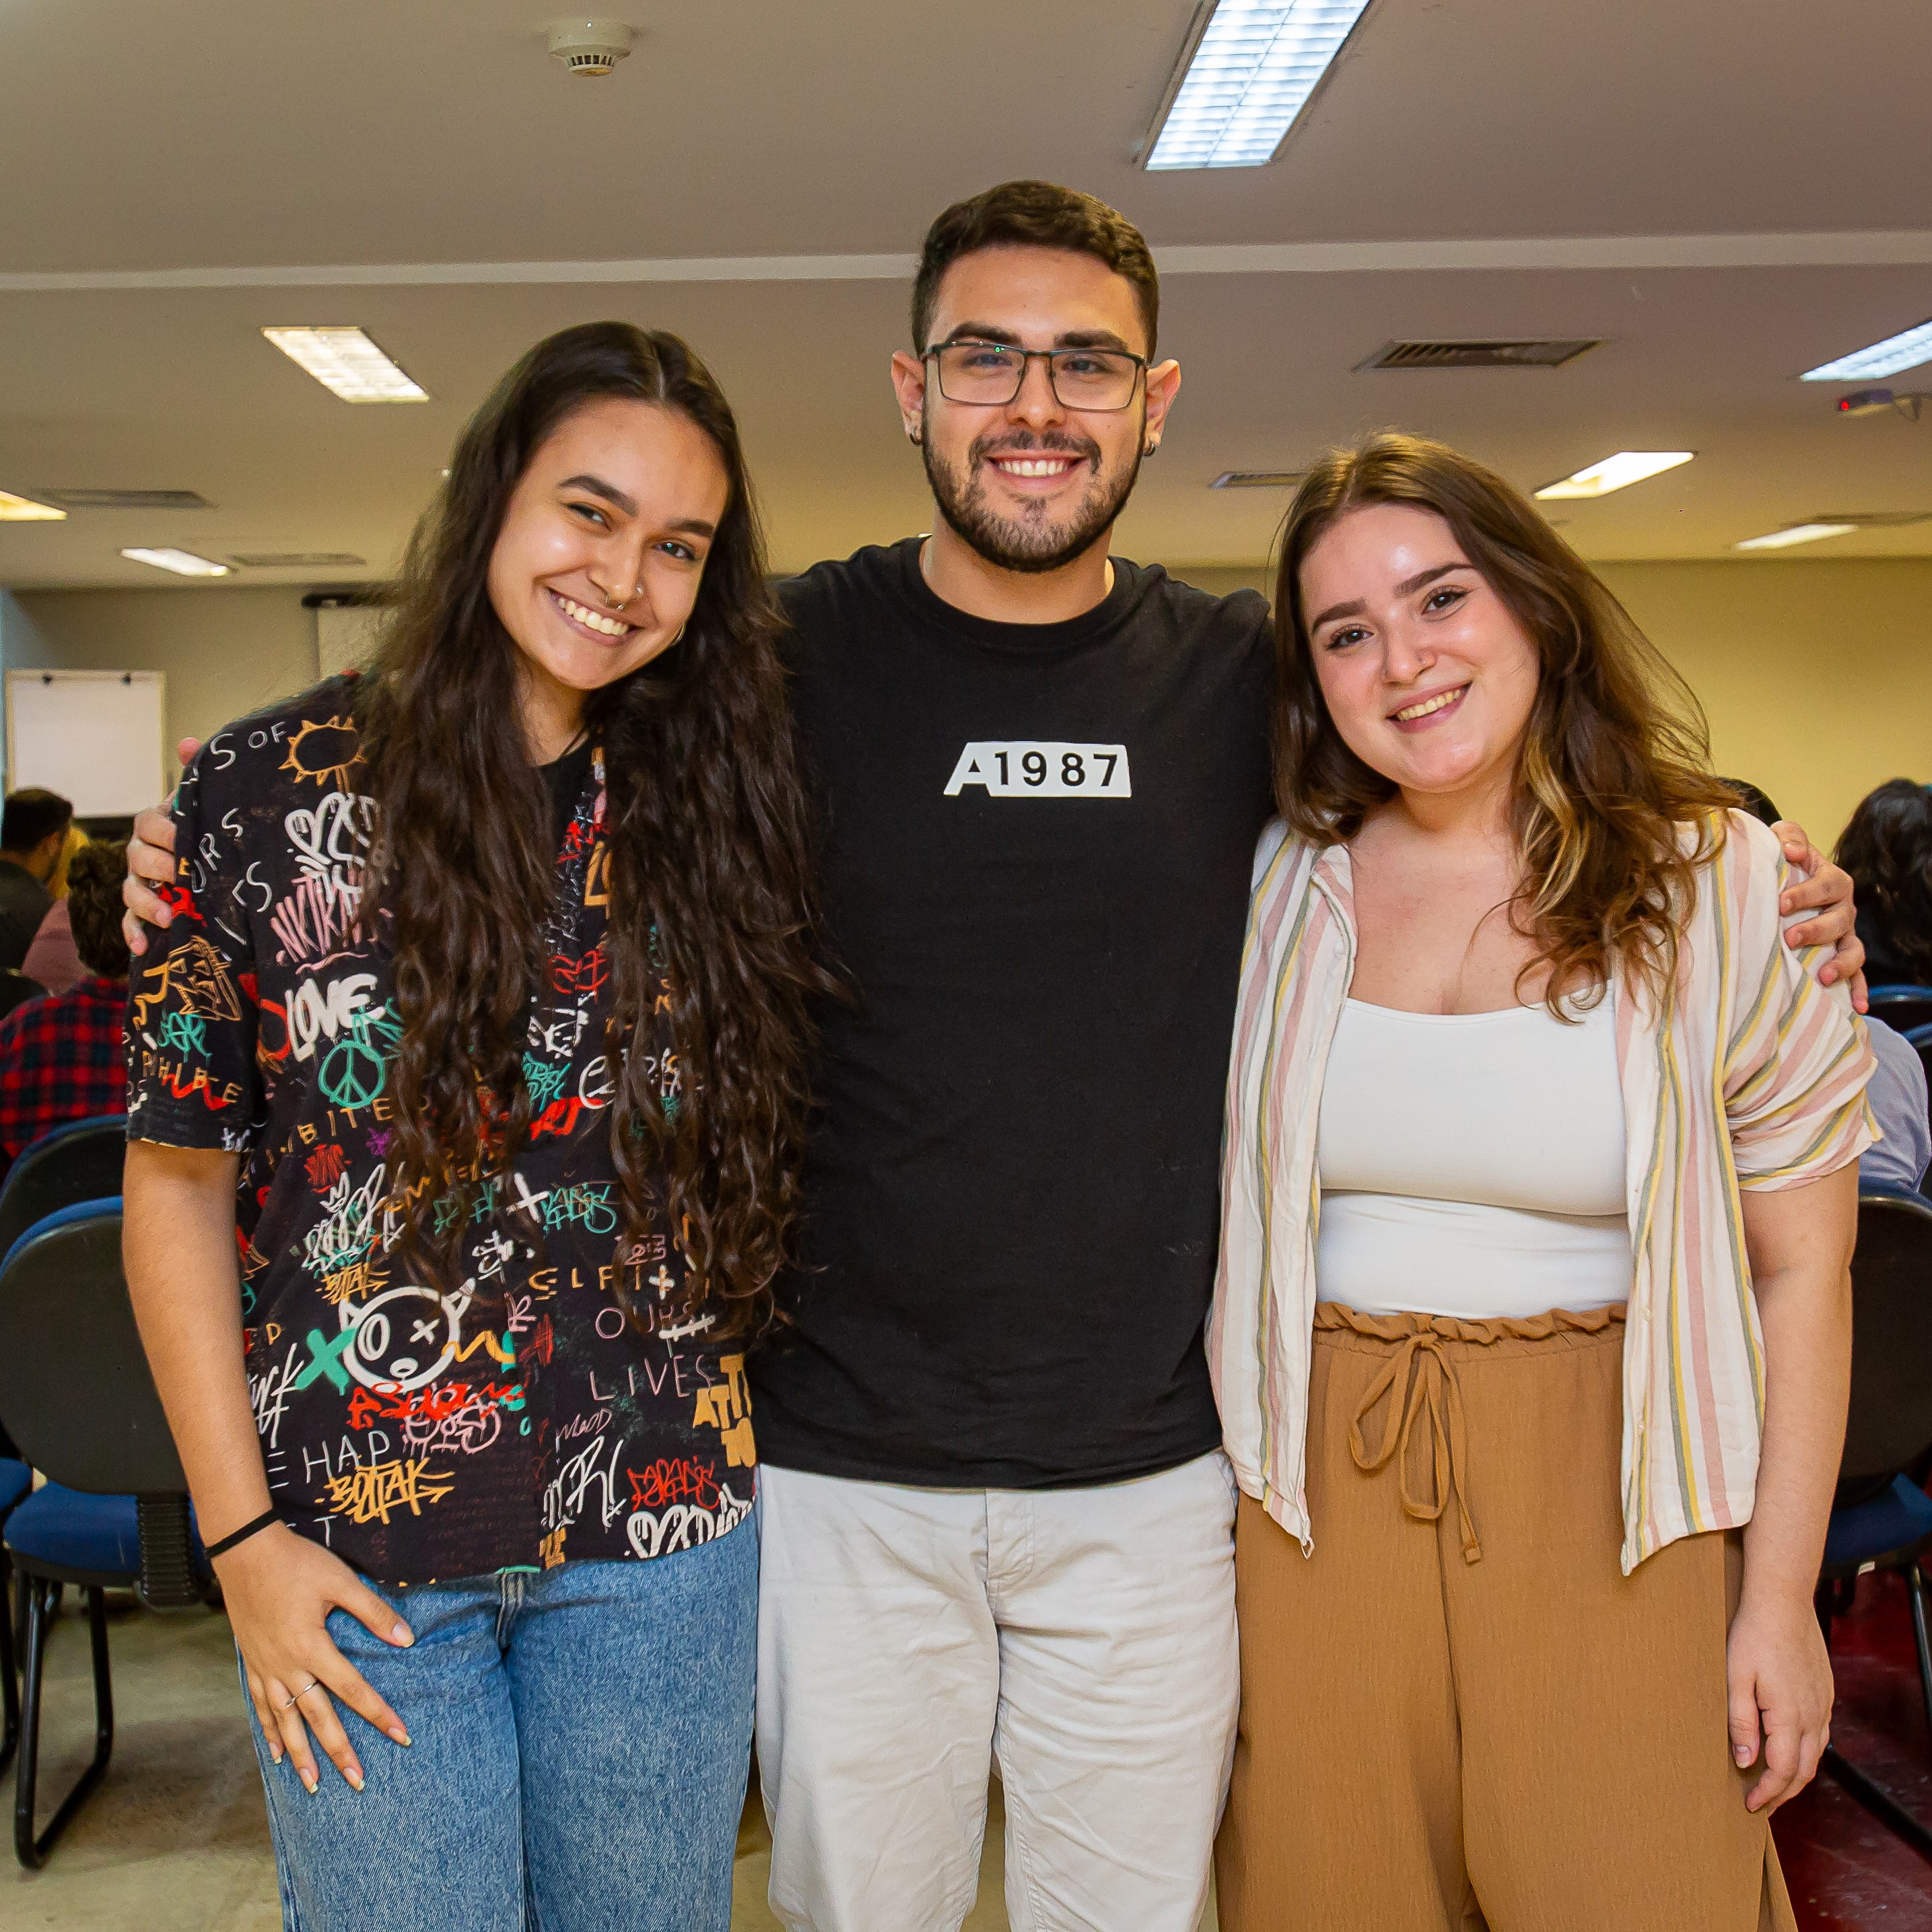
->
[1816, 1191, 1932, 1858]
[0, 1457, 30, 1773]
[1869, 986, 1932, 1037]
[0, 1198, 210, 1868]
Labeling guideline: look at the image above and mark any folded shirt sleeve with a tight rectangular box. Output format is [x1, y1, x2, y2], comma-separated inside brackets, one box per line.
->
[125, 736, 265, 1155]
[1721, 813, 1878, 1191]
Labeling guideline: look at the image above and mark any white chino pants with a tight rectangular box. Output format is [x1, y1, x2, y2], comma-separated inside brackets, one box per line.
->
[755, 1452, 1240, 1932]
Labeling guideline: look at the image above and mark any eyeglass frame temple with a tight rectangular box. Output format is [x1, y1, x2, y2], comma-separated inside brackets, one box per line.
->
[920, 341, 1149, 412]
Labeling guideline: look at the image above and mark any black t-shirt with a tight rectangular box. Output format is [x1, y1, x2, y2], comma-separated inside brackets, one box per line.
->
[752, 539, 1274, 1487]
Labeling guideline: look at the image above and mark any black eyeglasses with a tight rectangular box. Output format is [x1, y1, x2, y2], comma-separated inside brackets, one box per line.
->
[924, 339, 1148, 412]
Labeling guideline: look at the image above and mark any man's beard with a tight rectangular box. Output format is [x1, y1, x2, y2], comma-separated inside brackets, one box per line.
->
[922, 423, 1144, 576]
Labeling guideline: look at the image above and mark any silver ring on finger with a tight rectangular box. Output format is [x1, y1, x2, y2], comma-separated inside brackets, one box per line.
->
[281, 1676, 320, 1709]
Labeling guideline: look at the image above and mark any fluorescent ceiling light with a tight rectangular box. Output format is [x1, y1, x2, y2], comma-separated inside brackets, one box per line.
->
[1143, 0, 1375, 170]
[1733, 522, 1859, 551]
[262, 326, 429, 402]
[1533, 450, 1695, 500]
[121, 547, 232, 578]
[1799, 316, 1932, 382]
[0, 489, 65, 521]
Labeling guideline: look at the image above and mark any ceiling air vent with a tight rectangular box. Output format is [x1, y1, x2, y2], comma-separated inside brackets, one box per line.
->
[37, 487, 214, 512]
[228, 552, 368, 569]
[1357, 339, 1602, 372]
[1209, 471, 1304, 489]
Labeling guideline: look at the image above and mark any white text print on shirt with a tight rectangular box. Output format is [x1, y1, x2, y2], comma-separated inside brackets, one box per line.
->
[942, 742, 1132, 800]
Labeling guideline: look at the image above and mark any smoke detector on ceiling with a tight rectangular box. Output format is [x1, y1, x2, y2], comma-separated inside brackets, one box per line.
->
[548, 18, 633, 75]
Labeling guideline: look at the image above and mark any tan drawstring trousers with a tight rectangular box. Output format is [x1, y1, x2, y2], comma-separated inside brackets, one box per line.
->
[1215, 1303, 1796, 1932]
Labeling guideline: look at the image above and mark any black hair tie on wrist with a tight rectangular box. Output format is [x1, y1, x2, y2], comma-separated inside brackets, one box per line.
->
[205, 1508, 283, 1560]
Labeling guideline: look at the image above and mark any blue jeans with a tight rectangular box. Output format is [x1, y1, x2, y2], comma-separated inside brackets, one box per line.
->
[243, 1527, 756, 1932]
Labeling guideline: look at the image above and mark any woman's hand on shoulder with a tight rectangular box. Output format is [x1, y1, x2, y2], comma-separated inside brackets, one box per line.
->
[214, 1523, 415, 1792]
[120, 737, 200, 956]
[1767, 816, 1868, 1011]
[1726, 1585, 1833, 1813]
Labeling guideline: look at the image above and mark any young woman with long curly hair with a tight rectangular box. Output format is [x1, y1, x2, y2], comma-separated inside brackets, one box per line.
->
[123, 321, 827, 1932]
[1210, 434, 1876, 1930]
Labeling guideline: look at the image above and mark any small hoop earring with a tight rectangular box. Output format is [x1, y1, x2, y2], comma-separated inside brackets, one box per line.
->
[909, 428, 923, 447]
[1144, 440, 1159, 457]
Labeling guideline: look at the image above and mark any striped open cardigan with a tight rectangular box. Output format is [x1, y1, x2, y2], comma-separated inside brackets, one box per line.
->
[1210, 808, 1878, 1575]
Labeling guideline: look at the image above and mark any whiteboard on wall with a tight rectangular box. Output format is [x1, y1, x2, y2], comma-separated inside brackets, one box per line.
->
[5, 670, 166, 817]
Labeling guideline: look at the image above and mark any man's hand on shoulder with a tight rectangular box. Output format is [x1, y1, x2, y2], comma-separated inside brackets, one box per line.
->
[121, 736, 199, 957]
[1768, 817, 1867, 1012]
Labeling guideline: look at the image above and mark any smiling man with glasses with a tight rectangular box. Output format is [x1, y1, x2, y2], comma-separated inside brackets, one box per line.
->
[747, 182, 1262, 1932]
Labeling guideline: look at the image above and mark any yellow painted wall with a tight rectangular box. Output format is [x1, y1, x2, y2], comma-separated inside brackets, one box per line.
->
[1178, 558, 1932, 848]
[7, 561, 1929, 849]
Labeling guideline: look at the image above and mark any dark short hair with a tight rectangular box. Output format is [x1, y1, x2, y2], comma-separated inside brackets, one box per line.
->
[1719, 778, 1782, 827]
[911, 180, 1161, 355]
[67, 840, 129, 979]
[3, 788, 73, 855]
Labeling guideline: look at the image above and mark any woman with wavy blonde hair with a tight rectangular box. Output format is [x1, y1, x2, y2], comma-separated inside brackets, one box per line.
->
[1210, 434, 1876, 1930]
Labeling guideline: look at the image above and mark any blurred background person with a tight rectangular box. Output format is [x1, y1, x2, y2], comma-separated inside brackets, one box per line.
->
[22, 820, 92, 995]
[1836, 778, 1932, 990]
[0, 786, 73, 970]
[0, 837, 128, 1161]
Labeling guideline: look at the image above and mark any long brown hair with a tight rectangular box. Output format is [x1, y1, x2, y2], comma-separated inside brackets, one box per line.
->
[1273, 432, 1737, 1008]
[357, 320, 831, 1335]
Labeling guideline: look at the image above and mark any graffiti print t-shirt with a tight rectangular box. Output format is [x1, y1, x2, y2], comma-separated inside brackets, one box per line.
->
[125, 677, 755, 1583]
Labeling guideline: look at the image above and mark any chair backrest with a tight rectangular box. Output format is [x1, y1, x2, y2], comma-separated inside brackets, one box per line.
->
[0, 1198, 187, 1494]
[0, 1115, 127, 1264]
[1842, 1190, 1932, 1486]
[1869, 986, 1932, 1036]
[0, 969, 44, 1024]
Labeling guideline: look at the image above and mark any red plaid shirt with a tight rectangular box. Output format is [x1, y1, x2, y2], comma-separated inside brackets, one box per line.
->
[0, 974, 128, 1159]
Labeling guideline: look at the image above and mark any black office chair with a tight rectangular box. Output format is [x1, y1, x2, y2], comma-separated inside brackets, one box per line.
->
[0, 1115, 127, 1266]
[1815, 1190, 1932, 1858]
[1869, 986, 1932, 1038]
[0, 1118, 126, 1465]
[0, 1198, 212, 1868]
[0, 971, 44, 1027]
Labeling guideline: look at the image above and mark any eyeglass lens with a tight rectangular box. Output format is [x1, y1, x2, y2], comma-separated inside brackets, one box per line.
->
[934, 343, 1140, 411]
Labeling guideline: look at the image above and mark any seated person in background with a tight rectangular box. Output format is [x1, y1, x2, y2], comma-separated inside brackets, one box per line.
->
[0, 788, 73, 971]
[22, 823, 91, 996]
[1860, 1019, 1931, 1194]
[1726, 779, 1929, 1194]
[1836, 778, 1932, 989]
[0, 839, 129, 1159]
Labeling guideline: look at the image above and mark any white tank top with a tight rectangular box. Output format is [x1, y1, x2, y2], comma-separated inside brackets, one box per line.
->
[1316, 996, 1632, 1320]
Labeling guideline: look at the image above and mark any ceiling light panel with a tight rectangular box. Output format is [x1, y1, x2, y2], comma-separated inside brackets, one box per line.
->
[1144, 0, 1375, 171]
[262, 327, 429, 403]
[1799, 317, 1932, 383]
[1733, 523, 1860, 551]
[38, 487, 213, 512]
[0, 489, 65, 521]
[1533, 451, 1695, 501]
[121, 547, 232, 577]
